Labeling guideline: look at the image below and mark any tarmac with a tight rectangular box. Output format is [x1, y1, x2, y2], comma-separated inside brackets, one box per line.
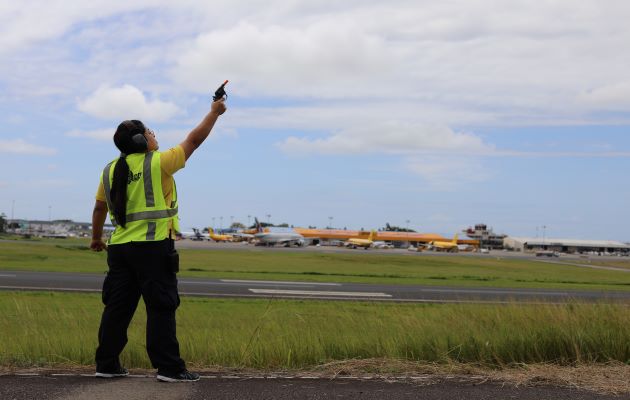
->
[1, 374, 628, 400]
[1, 270, 629, 304]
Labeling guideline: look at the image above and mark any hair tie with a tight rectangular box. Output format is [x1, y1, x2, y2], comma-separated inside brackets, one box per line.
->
[120, 152, 127, 158]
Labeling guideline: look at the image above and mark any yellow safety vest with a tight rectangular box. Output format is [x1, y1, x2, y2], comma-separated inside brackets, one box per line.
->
[101, 151, 180, 244]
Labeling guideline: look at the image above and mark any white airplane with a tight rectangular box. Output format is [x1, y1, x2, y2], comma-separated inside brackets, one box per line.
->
[179, 229, 200, 240]
[231, 232, 255, 242]
[180, 228, 210, 241]
[252, 218, 306, 247]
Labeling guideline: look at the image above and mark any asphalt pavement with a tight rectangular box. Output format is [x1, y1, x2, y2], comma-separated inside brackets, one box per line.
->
[1, 375, 627, 400]
[0, 270, 629, 303]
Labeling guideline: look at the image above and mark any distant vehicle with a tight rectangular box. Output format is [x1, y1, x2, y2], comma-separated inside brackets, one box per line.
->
[479, 248, 490, 254]
[427, 234, 460, 253]
[373, 241, 394, 249]
[207, 227, 233, 242]
[536, 251, 559, 258]
[345, 230, 376, 249]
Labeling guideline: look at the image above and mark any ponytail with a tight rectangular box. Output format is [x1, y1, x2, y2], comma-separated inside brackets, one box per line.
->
[110, 155, 129, 228]
[110, 119, 147, 228]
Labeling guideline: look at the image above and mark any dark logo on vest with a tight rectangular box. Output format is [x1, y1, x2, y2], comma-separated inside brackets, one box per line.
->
[128, 171, 142, 184]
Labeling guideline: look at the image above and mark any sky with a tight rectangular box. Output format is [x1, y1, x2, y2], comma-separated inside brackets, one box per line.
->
[1, 0, 629, 241]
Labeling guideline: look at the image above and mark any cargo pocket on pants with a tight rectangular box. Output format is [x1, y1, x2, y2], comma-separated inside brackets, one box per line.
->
[143, 280, 180, 311]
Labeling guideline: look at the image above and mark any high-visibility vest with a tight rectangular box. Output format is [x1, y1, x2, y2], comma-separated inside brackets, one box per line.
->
[101, 151, 180, 244]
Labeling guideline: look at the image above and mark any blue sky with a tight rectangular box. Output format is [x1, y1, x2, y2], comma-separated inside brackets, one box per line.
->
[1, 1, 629, 241]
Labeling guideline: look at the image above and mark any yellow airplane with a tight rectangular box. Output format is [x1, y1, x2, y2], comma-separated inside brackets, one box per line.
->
[427, 234, 459, 252]
[345, 230, 377, 249]
[207, 227, 233, 242]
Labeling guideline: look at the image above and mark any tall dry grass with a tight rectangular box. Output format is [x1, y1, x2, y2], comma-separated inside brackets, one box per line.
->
[0, 292, 628, 369]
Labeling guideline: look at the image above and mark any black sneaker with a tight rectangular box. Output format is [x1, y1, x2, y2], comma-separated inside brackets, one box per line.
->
[95, 366, 129, 378]
[157, 370, 200, 382]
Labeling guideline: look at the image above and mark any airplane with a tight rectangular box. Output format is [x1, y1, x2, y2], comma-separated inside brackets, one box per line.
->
[231, 232, 255, 242]
[207, 227, 233, 242]
[252, 217, 306, 247]
[425, 234, 459, 252]
[372, 241, 394, 249]
[178, 228, 208, 241]
[345, 230, 376, 249]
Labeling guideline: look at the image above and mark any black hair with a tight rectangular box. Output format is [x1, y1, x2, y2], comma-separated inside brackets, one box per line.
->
[110, 120, 147, 228]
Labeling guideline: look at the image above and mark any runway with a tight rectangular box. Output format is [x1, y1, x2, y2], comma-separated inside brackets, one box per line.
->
[1, 270, 629, 304]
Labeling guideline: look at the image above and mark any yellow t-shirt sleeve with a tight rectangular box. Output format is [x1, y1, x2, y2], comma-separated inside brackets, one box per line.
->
[160, 145, 186, 176]
[96, 177, 106, 202]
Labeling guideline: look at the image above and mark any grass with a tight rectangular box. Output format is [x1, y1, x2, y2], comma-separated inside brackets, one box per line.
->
[563, 259, 630, 270]
[1, 239, 630, 291]
[0, 291, 628, 370]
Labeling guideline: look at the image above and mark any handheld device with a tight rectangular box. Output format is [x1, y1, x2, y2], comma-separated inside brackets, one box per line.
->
[213, 80, 229, 101]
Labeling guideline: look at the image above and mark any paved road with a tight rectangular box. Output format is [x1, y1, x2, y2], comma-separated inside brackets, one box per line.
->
[1, 375, 627, 400]
[1, 270, 629, 303]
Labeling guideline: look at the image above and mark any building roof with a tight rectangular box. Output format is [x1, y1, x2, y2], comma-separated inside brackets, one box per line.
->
[506, 237, 630, 249]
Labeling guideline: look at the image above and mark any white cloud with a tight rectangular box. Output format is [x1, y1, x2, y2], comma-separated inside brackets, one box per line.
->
[77, 84, 180, 121]
[172, 21, 393, 98]
[0, 1, 175, 54]
[278, 123, 492, 155]
[0, 139, 56, 155]
[167, 1, 630, 121]
[404, 156, 491, 190]
[579, 81, 630, 110]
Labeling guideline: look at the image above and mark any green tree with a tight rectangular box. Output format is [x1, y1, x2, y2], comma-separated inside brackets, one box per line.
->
[382, 222, 416, 232]
[0, 213, 6, 233]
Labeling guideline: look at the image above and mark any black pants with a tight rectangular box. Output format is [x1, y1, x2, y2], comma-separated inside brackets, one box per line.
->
[95, 239, 185, 375]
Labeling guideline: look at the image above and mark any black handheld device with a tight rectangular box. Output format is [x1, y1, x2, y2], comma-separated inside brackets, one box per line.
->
[213, 80, 229, 101]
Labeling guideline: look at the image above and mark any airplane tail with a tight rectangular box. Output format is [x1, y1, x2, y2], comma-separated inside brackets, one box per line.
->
[368, 230, 376, 241]
[255, 217, 263, 233]
[208, 227, 214, 234]
[452, 233, 459, 244]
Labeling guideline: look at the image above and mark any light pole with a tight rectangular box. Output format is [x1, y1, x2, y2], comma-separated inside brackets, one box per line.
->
[11, 200, 15, 221]
[212, 217, 215, 230]
[220, 216, 223, 230]
[328, 216, 333, 229]
[266, 214, 271, 224]
[230, 216, 234, 229]
[542, 225, 547, 250]
[406, 219, 410, 245]
[247, 215, 251, 228]
[48, 205, 51, 222]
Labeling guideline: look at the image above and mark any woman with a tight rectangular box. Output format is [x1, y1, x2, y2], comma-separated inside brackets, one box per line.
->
[90, 99, 226, 382]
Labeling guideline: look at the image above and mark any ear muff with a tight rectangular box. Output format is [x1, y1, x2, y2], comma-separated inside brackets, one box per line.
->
[131, 133, 148, 151]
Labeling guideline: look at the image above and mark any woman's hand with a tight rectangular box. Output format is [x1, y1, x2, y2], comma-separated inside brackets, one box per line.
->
[90, 239, 107, 252]
[211, 99, 227, 116]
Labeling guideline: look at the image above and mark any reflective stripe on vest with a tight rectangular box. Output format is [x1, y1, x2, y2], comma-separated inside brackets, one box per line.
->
[102, 152, 179, 243]
[101, 160, 116, 225]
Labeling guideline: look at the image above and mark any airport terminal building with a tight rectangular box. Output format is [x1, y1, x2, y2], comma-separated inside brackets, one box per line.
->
[503, 237, 630, 255]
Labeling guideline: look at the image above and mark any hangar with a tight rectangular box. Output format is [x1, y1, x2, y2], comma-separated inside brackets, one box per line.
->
[503, 237, 630, 255]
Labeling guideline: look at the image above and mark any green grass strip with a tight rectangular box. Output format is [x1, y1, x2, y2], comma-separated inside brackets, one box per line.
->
[1, 239, 630, 291]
